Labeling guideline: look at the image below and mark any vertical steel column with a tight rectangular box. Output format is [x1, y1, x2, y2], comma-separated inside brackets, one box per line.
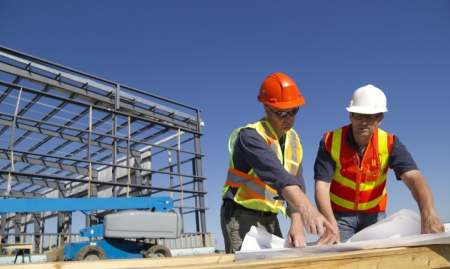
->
[88, 106, 92, 197]
[169, 150, 174, 198]
[33, 212, 43, 251]
[0, 213, 6, 243]
[194, 109, 207, 242]
[112, 84, 121, 198]
[14, 214, 21, 243]
[126, 116, 131, 197]
[176, 128, 184, 233]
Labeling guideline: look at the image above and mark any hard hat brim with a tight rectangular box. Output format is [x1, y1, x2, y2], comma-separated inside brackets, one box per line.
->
[259, 97, 305, 109]
[346, 106, 388, 114]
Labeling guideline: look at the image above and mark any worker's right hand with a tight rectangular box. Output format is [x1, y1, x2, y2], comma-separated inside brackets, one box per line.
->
[280, 185, 337, 237]
[298, 205, 337, 237]
[313, 223, 340, 246]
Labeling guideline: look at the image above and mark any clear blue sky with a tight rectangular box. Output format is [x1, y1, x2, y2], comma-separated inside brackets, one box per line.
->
[1, 0, 449, 251]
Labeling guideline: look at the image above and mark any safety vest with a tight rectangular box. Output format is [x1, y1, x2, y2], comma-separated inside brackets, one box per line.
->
[222, 118, 302, 217]
[325, 125, 394, 213]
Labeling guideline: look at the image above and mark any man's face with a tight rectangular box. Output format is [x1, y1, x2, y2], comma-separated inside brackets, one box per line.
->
[350, 113, 384, 139]
[264, 105, 299, 137]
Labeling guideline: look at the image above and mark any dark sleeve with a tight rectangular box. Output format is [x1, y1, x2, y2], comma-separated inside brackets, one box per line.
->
[389, 135, 419, 180]
[235, 128, 305, 195]
[286, 163, 305, 215]
[313, 136, 336, 183]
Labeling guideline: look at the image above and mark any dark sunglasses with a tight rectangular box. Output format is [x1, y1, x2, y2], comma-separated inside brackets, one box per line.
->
[351, 113, 381, 122]
[268, 107, 299, 119]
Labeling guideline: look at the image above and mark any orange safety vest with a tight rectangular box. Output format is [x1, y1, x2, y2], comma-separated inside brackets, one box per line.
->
[325, 125, 394, 213]
[222, 118, 302, 217]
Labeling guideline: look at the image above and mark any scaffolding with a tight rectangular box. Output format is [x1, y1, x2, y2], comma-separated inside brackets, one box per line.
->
[0, 45, 208, 251]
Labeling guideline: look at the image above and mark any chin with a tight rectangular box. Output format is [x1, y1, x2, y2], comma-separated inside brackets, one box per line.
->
[359, 132, 372, 137]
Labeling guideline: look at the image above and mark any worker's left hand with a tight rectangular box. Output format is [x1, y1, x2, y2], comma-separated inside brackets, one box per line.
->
[287, 217, 307, 247]
[421, 211, 445, 234]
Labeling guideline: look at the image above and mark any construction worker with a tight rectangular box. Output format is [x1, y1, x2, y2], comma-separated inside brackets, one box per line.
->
[220, 73, 335, 253]
[314, 85, 445, 245]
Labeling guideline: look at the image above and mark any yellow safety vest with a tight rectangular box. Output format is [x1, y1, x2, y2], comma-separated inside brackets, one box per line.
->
[222, 118, 302, 217]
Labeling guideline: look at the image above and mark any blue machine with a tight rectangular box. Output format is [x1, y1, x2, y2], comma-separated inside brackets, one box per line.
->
[0, 197, 182, 261]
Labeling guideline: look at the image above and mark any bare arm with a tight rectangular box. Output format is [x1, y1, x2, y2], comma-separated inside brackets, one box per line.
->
[281, 185, 336, 236]
[401, 170, 445, 233]
[314, 180, 340, 245]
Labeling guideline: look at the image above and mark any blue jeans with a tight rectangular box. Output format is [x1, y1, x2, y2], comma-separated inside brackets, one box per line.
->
[334, 211, 386, 243]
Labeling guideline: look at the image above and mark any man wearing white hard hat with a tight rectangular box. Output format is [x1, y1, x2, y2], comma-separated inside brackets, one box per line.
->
[313, 85, 445, 245]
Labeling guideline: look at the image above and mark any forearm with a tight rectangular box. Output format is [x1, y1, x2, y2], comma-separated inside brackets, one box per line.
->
[402, 170, 435, 214]
[312, 180, 340, 245]
[402, 170, 445, 233]
[281, 185, 314, 214]
[315, 186, 337, 225]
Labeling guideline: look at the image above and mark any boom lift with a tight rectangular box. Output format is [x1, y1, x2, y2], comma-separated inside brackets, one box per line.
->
[0, 197, 182, 261]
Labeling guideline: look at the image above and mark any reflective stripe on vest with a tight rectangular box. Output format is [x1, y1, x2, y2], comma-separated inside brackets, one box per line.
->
[327, 125, 393, 212]
[223, 118, 302, 216]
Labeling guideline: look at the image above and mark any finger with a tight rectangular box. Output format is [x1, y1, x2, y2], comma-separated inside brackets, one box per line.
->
[324, 220, 337, 234]
[314, 235, 330, 246]
[322, 234, 334, 245]
[297, 240, 306, 247]
[287, 234, 293, 246]
[431, 224, 446, 233]
[309, 223, 318, 235]
[314, 236, 324, 246]
[304, 224, 312, 234]
[316, 222, 325, 236]
[292, 237, 306, 247]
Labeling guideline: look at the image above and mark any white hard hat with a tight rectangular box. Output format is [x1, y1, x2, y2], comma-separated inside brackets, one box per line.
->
[346, 85, 388, 114]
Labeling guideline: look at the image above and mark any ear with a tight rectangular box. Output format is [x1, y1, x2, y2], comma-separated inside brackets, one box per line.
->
[264, 105, 270, 115]
[377, 113, 385, 125]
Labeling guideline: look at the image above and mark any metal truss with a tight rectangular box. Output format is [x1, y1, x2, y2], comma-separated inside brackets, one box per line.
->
[0, 45, 207, 247]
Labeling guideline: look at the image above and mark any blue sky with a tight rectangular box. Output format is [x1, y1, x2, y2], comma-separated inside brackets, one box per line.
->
[1, 0, 449, 251]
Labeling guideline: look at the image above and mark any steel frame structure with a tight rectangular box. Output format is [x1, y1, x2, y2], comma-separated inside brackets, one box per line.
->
[0, 45, 207, 250]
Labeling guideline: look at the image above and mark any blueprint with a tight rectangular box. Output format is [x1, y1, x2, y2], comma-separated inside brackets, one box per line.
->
[235, 209, 450, 262]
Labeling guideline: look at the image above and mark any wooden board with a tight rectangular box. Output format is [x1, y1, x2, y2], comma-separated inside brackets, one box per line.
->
[0, 244, 33, 250]
[3, 245, 450, 269]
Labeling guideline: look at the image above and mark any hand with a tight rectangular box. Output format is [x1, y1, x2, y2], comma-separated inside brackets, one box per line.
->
[299, 204, 337, 236]
[314, 223, 340, 246]
[280, 185, 337, 237]
[421, 211, 445, 234]
[287, 214, 307, 247]
[401, 170, 445, 234]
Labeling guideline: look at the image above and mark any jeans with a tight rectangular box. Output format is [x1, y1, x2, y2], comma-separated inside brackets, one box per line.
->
[334, 211, 386, 243]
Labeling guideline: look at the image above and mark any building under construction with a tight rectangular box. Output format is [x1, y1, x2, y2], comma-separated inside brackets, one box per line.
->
[0, 45, 210, 256]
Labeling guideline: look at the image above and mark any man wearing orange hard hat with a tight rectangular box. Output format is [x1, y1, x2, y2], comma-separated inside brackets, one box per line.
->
[220, 73, 335, 253]
[313, 85, 445, 245]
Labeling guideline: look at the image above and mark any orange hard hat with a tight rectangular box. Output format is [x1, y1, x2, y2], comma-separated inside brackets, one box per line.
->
[257, 73, 305, 109]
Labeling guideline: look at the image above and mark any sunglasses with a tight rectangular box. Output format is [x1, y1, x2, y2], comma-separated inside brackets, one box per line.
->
[351, 113, 381, 122]
[267, 107, 299, 119]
